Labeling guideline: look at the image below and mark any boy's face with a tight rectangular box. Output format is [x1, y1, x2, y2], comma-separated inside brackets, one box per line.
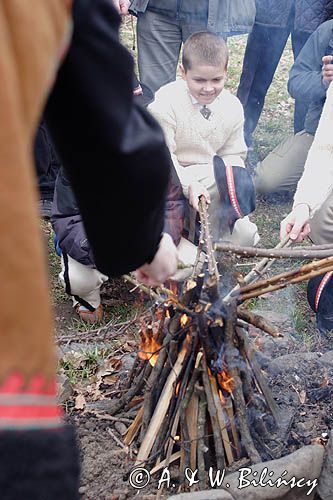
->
[181, 63, 227, 105]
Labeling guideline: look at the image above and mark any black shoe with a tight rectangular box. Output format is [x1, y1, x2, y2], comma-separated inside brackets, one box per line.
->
[316, 312, 333, 336]
[39, 199, 52, 219]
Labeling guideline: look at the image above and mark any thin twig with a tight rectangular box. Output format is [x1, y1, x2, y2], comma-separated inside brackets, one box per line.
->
[107, 427, 128, 450]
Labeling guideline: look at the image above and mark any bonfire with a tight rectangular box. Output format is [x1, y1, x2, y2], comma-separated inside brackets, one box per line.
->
[94, 199, 333, 491]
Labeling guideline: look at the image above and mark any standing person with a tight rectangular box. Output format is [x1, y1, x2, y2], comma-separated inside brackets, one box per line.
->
[129, 0, 256, 93]
[237, 0, 333, 147]
[0, 0, 176, 498]
[149, 32, 259, 248]
[35, 121, 61, 219]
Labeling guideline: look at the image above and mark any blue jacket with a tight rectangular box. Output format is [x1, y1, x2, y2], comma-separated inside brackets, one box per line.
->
[288, 20, 333, 134]
[129, 0, 256, 36]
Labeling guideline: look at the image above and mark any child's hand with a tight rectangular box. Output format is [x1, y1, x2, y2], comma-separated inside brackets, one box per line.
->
[188, 182, 210, 211]
[134, 233, 178, 286]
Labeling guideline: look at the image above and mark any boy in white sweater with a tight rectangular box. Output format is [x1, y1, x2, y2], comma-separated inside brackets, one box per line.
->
[149, 31, 259, 257]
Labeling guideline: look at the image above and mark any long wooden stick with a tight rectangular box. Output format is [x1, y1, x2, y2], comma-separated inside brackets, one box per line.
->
[215, 242, 333, 260]
[198, 198, 219, 281]
[202, 358, 226, 471]
[135, 347, 187, 465]
[238, 259, 333, 301]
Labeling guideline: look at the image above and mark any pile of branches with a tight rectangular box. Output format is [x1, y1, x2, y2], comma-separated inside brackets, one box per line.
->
[95, 201, 333, 491]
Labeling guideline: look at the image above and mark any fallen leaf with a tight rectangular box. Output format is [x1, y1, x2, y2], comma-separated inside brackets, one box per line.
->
[74, 394, 86, 410]
[299, 390, 307, 405]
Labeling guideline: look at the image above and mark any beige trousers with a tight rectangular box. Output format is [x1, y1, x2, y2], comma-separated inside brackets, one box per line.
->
[254, 130, 333, 245]
[60, 255, 108, 309]
[309, 192, 333, 245]
[254, 131, 314, 194]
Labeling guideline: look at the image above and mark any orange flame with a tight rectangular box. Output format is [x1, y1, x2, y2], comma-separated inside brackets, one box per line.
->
[180, 314, 190, 328]
[175, 381, 181, 396]
[138, 323, 161, 367]
[217, 370, 234, 395]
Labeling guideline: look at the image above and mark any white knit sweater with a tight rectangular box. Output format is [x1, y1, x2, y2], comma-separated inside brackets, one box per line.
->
[293, 82, 333, 216]
[149, 79, 247, 197]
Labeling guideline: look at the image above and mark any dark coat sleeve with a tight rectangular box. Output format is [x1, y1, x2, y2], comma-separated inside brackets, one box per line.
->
[288, 21, 333, 103]
[51, 168, 95, 267]
[163, 168, 185, 247]
[45, 0, 171, 277]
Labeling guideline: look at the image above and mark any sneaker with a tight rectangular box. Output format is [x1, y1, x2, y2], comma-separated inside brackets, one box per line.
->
[75, 304, 104, 324]
[39, 199, 52, 219]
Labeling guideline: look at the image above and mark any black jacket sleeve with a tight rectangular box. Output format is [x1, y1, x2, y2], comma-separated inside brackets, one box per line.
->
[288, 21, 333, 104]
[45, 0, 171, 277]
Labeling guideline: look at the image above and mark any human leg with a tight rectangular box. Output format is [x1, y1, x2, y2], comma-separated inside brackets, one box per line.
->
[291, 30, 311, 133]
[254, 131, 314, 195]
[137, 10, 182, 93]
[309, 191, 333, 245]
[237, 24, 290, 145]
[60, 255, 108, 322]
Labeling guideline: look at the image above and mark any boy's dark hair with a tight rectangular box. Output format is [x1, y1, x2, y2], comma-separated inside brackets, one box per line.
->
[182, 31, 229, 72]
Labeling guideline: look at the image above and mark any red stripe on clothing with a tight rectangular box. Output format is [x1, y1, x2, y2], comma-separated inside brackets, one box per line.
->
[225, 165, 243, 219]
[0, 405, 61, 419]
[315, 271, 333, 311]
[0, 373, 56, 396]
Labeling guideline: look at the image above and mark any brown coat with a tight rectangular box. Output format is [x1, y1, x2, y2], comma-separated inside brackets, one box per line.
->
[0, 0, 72, 381]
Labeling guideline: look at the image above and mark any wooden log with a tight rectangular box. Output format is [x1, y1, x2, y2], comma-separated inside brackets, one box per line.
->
[237, 308, 283, 338]
[135, 346, 187, 465]
[140, 333, 170, 441]
[209, 375, 234, 465]
[196, 384, 207, 489]
[187, 393, 199, 470]
[149, 336, 194, 463]
[224, 397, 241, 459]
[179, 353, 202, 473]
[124, 406, 144, 446]
[202, 358, 226, 470]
